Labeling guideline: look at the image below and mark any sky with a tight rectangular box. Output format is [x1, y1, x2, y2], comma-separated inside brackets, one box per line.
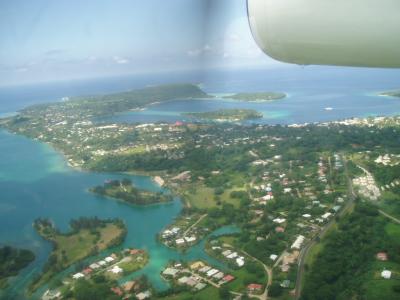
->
[0, 0, 279, 86]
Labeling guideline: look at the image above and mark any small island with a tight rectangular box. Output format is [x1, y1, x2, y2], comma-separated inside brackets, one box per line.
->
[90, 178, 173, 205]
[0, 246, 35, 289]
[30, 217, 126, 292]
[380, 90, 400, 98]
[183, 109, 263, 122]
[223, 92, 286, 102]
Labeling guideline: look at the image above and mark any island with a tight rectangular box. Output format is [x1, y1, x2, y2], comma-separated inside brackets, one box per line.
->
[380, 90, 400, 98]
[223, 92, 286, 102]
[183, 109, 263, 122]
[0, 246, 35, 289]
[30, 217, 126, 292]
[3, 83, 400, 299]
[90, 178, 173, 205]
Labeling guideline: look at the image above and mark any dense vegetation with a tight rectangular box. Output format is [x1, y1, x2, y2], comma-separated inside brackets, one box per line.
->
[223, 92, 286, 102]
[183, 109, 263, 121]
[19, 83, 209, 118]
[0, 246, 35, 289]
[301, 202, 400, 300]
[90, 178, 172, 205]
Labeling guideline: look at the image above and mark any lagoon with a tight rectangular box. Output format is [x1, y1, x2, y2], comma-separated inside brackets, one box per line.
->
[0, 130, 238, 299]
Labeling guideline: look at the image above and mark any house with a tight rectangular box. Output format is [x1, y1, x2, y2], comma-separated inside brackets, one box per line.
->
[227, 252, 238, 259]
[322, 212, 332, 219]
[186, 277, 198, 287]
[109, 265, 123, 274]
[236, 257, 245, 267]
[89, 263, 100, 269]
[178, 276, 190, 284]
[98, 260, 107, 266]
[195, 282, 207, 290]
[213, 272, 224, 280]
[72, 272, 84, 279]
[184, 236, 197, 243]
[280, 280, 291, 288]
[270, 254, 278, 261]
[82, 268, 93, 275]
[223, 275, 235, 282]
[136, 290, 151, 300]
[190, 261, 205, 270]
[376, 252, 388, 261]
[222, 249, 232, 257]
[130, 249, 141, 255]
[123, 281, 137, 292]
[206, 269, 219, 277]
[199, 266, 211, 273]
[110, 287, 123, 296]
[163, 267, 180, 277]
[105, 256, 114, 263]
[175, 238, 185, 245]
[273, 218, 286, 224]
[291, 235, 305, 250]
[275, 226, 285, 233]
[381, 270, 392, 279]
[247, 283, 263, 292]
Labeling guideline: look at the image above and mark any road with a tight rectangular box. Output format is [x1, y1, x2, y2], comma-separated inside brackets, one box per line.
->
[182, 214, 207, 236]
[294, 154, 356, 299]
[379, 210, 400, 224]
[224, 244, 272, 300]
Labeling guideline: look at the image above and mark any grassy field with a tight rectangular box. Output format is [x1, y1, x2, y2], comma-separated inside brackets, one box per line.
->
[31, 222, 125, 292]
[158, 286, 220, 300]
[184, 185, 243, 209]
[54, 223, 122, 264]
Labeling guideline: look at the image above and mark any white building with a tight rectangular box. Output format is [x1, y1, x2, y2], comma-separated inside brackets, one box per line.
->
[291, 235, 305, 250]
[381, 270, 392, 279]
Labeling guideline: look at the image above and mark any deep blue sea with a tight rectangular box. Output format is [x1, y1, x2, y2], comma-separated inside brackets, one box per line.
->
[1, 66, 400, 299]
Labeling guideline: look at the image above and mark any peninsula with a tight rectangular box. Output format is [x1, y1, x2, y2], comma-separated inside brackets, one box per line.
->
[90, 178, 172, 205]
[30, 217, 126, 292]
[183, 109, 263, 121]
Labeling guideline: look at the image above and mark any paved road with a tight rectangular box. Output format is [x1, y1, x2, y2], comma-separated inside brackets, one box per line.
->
[294, 154, 356, 299]
[182, 214, 207, 236]
[224, 244, 272, 300]
[379, 210, 400, 224]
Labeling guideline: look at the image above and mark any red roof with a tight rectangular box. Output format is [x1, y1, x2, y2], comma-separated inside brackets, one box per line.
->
[111, 287, 123, 296]
[376, 252, 388, 261]
[275, 226, 285, 233]
[223, 275, 235, 282]
[130, 249, 141, 255]
[248, 283, 263, 290]
[83, 268, 92, 274]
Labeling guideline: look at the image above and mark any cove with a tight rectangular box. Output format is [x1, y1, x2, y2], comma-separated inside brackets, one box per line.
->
[0, 130, 238, 299]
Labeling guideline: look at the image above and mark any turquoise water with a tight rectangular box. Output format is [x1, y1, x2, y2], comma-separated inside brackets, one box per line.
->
[0, 130, 238, 299]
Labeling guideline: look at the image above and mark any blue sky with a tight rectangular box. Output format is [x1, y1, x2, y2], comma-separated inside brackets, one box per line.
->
[0, 0, 278, 86]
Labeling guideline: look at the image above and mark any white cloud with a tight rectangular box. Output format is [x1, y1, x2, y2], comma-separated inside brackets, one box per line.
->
[187, 44, 212, 57]
[112, 56, 130, 64]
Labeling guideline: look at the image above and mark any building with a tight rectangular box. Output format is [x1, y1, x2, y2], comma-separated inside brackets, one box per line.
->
[247, 283, 263, 292]
[381, 270, 392, 279]
[291, 235, 305, 250]
[376, 252, 388, 261]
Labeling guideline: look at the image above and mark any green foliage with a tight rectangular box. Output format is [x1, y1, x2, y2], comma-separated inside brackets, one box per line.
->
[301, 203, 389, 300]
[0, 246, 35, 287]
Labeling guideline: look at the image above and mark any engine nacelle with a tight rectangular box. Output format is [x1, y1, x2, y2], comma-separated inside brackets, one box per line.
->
[247, 0, 400, 68]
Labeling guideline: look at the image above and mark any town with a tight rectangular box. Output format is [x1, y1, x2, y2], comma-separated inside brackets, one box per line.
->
[1, 84, 400, 300]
